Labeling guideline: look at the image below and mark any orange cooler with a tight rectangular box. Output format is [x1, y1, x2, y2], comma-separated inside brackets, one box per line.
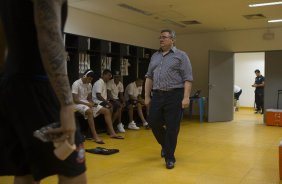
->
[266, 109, 282, 126]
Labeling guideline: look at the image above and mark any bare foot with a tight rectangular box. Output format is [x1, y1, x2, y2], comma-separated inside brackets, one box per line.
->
[93, 137, 105, 144]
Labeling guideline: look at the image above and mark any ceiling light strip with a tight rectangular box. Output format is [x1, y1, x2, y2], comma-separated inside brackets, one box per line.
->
[249, 1, 282, 7]
[268, 19, 282, 22]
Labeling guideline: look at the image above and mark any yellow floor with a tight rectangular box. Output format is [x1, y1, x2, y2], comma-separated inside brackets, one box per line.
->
[1, 109, 282, 184]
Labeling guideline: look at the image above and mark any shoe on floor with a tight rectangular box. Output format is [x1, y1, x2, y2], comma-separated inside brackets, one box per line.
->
[128, 121, 140, 130]
[110, 135, 124, 139]
[117, 123, 126, 133]
[255, 109, 261, 114]
[143, 122, 149, 127]
[144, 124, 151, 129]
[85, 147, 119, 155]
[94, 140, 105, 144]
[166, 161, 175, 169]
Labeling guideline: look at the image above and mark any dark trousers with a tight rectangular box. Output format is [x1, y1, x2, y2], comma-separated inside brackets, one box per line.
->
[255, 89, 264, 111]
[148, 88, 184, 162]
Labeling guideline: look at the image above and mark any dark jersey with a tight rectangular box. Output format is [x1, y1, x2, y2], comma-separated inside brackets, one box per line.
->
[255, 75, 264, 89]
[0, 1, 86, 180]
[0, 0, 67, 78]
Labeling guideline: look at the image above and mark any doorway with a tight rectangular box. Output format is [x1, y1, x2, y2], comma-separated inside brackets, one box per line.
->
[208, 50, 282, 123]
[234, 52, 265, 110]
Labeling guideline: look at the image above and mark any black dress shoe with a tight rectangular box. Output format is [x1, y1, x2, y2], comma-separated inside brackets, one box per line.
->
[166, 161, 175, 169]
[161, 149, 165, 158]
[145, 125, 151, 129]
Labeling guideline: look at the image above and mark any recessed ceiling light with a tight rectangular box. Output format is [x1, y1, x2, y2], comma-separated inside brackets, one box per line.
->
[162, 19, 186, 28]
[181, 20, 201, 25]
[268, 19, 282, 23]
[243, 14, 266, 20]
[249, 1, 282, 7]
[118, 3, 152, 16]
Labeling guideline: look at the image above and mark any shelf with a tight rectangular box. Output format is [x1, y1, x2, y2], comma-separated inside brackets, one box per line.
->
[66, 47, 79, 51]
[90, 38, 101, 51]
[64, 32, 156, 87]
[65, 34, 78, 48]
[78, 36, 89, 50]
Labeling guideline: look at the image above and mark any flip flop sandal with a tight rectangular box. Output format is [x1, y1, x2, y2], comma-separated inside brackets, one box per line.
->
[85, 147, 119, 155]
[110, 135, 124, 139]
[94, 140, 105, 144]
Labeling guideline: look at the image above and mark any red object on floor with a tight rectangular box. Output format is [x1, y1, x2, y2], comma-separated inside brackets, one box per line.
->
[279, 141, 282, 179]
[266, 109, 282, 126]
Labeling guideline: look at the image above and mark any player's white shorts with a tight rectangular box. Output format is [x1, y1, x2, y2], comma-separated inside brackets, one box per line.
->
[74, 104, 103, 118]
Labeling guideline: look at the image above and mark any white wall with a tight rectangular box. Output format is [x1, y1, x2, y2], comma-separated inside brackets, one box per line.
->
[65, 7, 159, 49]
[234, 52, 265, 107]
[177, 27, 282, 99]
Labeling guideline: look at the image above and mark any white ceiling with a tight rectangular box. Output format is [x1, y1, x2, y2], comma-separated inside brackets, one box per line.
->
[69, 0, 282, 35]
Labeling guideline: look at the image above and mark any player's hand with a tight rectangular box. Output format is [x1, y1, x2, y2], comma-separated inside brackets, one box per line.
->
[87, 102, 95, 108]
[47, 105, 76, 145]
[122, 102, 126, 108]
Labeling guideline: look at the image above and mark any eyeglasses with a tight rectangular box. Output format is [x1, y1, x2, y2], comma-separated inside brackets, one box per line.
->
[158, 36, 171, 40]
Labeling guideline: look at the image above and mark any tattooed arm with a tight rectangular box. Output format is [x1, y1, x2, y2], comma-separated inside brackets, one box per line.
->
[32, 0, 76, 144]
[32, 0, 72, 105]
